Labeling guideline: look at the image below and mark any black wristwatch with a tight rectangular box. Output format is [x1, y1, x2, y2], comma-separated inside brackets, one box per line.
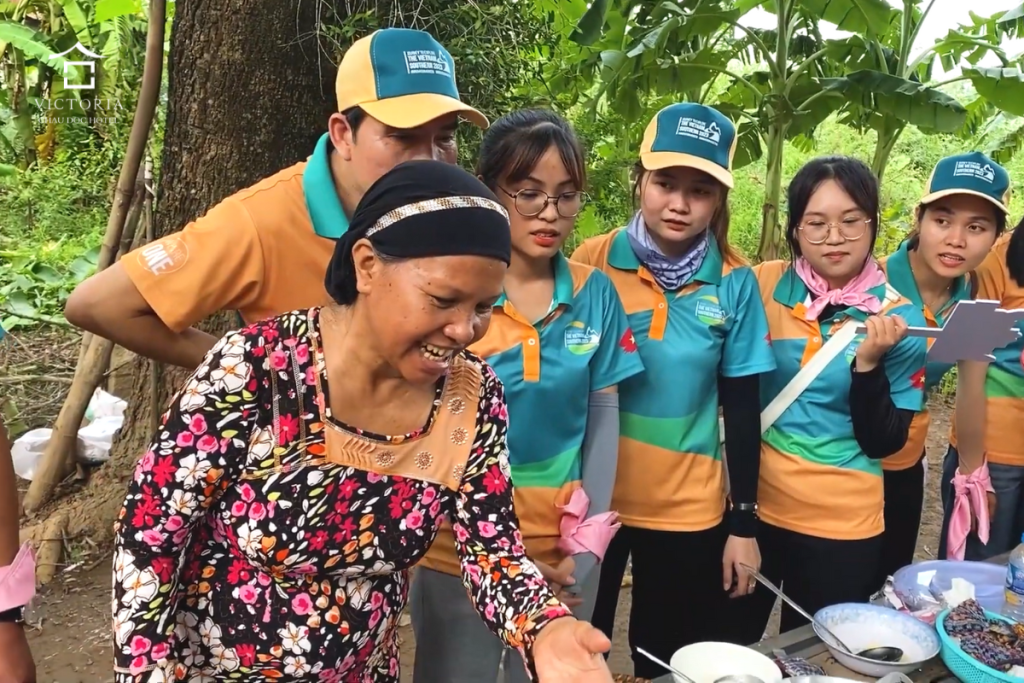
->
[0, 606, 25, 624]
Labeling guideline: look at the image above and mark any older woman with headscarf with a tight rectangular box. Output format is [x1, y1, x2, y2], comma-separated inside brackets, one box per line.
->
[110, 160, 614, 683]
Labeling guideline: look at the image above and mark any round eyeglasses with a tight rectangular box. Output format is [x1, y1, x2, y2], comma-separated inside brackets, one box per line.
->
[498, 187, 589, 218]
[798, 217, 872, 244]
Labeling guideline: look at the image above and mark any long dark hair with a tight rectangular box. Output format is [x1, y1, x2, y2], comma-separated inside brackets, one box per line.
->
[476, 109, 586, 192]
[785, 156, 879, 259]
[630, 162, 740, 263]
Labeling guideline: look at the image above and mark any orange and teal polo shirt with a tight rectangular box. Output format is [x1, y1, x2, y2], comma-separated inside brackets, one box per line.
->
[121, 133, 347, 332]
[950, 232, 1024, 465]
[754, 260, 927, 540]
[420, 254, 644, 574]
[571, 229, 776, 532]
[880, 240, 971, 471]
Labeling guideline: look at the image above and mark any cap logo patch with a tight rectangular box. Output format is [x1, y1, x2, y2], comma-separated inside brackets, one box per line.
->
[953, 160, 995, 184]
[403, 49, 451, 78]
[675, 116, 721, 146]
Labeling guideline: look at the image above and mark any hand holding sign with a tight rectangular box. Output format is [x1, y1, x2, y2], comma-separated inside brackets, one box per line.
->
[854, 300, 1024, 363]
[855, 314, 910, 370]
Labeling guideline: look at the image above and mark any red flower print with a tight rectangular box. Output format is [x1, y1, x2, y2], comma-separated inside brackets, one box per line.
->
[911, 367, 925, 390]
[151, 456, 176, 487]
[405, 510, 424, 529]
[275, 414, 299, 445]
[130, 635, 152, 657]
[196, 434, 219, 452]
[227, 559, 253, 584]
[388, 495, 406, 519]
[338, 479, 358, 500]
[764, 331, 772, 346]
[189, 414, 207, 435]
[338, 517, 356, 541]
[270, 349, 289, 370]
[619, 328, 638, 353]
[237, 584, 259, 604]
[151, 556, 175, 583]
[483, 465, 507, 495]
[309, 529, 328, 550]
[291, 593, 314, 615]
[151, 642, 171, 662]
[236, 644, 256, 667]
[132, 494, 160, 529]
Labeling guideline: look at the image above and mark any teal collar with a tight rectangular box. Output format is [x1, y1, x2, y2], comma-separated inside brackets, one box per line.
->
[302, 133, 350, 239]
[607, 228, 723, 286]
[495, 252, 575, 309]
[772, 264, 887, 323]
[886, 240, 970, 322]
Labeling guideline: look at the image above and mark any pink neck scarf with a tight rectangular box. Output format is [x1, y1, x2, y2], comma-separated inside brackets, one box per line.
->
[794, 256, 888, 320]
[947, 464, 994, 561]
[557, 488, 621, 562]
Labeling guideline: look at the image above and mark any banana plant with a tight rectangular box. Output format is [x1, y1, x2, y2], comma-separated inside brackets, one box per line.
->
[558, 0, 894, 259]
[0, 0, 146, 166]
[821, 1, 1023, 181]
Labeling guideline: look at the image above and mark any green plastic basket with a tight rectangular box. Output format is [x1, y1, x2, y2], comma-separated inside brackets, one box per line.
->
[936, 608, 1022, 683]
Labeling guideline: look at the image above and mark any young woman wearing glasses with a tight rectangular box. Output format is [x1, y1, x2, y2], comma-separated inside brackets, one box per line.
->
[571, 103, 777, 679]
[743, 156, 927, 634]
[412, 108, 644, 683]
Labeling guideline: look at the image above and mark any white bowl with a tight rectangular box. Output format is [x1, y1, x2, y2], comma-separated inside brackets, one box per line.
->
[669, 641, 783, 683]
[812, 603, 941, 677]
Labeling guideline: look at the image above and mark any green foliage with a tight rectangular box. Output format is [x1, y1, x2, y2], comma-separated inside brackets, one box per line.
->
[0, 143, 113, 329]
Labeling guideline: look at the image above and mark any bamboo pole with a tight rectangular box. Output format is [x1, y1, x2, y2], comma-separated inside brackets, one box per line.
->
[24, 0, 168, 513]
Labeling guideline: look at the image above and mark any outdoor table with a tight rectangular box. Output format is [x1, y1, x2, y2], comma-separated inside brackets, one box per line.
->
[650, 552, 1011, 683]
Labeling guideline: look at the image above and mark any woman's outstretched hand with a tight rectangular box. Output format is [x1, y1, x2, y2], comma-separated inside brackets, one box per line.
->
[533, 617, 614, 682]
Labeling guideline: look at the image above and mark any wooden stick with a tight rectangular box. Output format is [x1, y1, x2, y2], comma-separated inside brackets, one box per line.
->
[21, 336, 114, 512]
[28, 0, 168, 510]
[144, 157, 161, 436]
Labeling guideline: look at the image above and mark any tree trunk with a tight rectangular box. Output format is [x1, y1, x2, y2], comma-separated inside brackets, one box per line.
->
[47, 0, 337, 540]
[757, 121, 788, 262]
[871, 121, 906, 183]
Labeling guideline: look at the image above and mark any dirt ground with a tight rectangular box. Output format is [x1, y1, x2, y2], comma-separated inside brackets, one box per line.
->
[20, 398, 953, 682]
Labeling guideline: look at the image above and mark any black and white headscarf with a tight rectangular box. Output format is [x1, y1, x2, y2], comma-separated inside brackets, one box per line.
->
[325, 160, 512, 304]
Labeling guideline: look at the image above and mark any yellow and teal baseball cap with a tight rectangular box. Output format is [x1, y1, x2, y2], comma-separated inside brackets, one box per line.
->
[639, 103, 738, 189]
[335, 28, 488, 129]
[920, 151, 1011, 214]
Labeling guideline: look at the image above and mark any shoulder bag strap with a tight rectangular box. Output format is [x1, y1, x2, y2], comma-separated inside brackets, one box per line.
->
[758, 284, 902, 434]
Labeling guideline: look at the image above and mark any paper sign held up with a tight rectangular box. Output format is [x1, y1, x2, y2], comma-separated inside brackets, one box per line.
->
[855, 299, 1024, 363]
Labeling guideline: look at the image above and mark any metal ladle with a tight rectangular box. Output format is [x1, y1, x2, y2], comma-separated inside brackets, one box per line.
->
[740, 564, 904, 663]
[636, 647, 765, 683]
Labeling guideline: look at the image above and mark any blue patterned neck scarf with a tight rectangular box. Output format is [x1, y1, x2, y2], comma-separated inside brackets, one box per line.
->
[625, 211, 710, 291]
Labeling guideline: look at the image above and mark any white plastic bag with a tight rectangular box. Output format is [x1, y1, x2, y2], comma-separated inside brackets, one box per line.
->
[77, 415, 124, 465]
[10, 429, 53, 481]
[10, 388, 128, 479]
[85, 388, 127, 421]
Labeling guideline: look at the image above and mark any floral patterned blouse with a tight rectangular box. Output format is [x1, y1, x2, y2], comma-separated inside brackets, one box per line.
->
[112, 308, 570, 682]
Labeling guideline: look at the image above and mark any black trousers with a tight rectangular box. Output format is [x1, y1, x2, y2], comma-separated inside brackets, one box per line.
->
[742, 522, 883, 635]
[590, 520, 762, 680]
[874, 455, 926, 589]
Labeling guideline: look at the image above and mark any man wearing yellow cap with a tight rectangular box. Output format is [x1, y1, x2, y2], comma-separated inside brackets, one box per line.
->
[65, 28, 488, 370]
